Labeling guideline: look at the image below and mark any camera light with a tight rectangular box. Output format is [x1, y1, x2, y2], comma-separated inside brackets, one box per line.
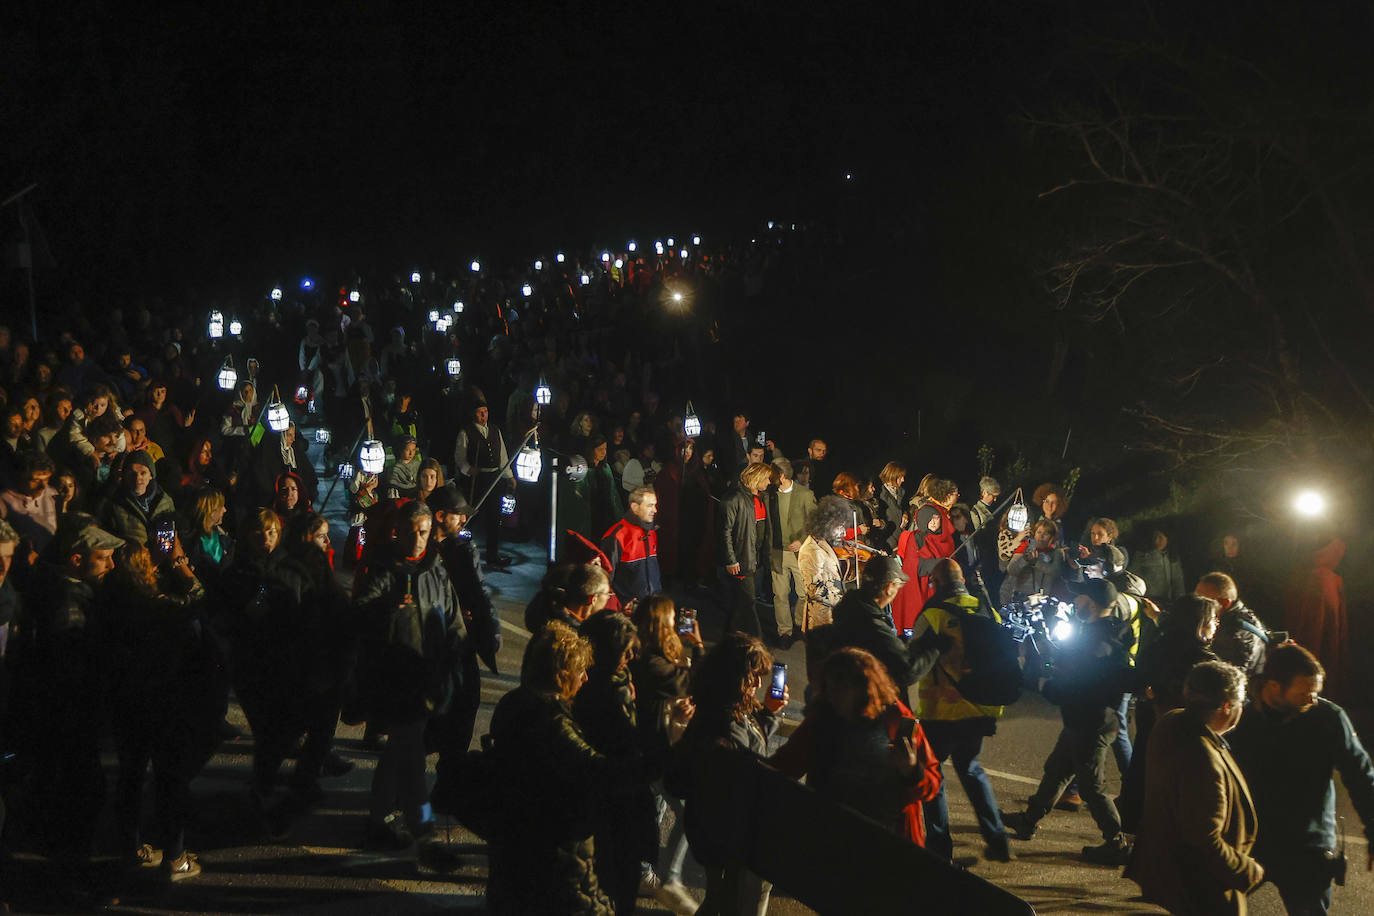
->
[671, 292, 684, 303]
[410, 271, 421, 283]
[522, 283, 532, 297]
[470, 260, 481, 273]
[845, 172, 853, 180]
[1052, 619, 1075, 642]
[767, 221, 775, 229]
[349, 289, 361, 303]
[270, 287, 283, 301]
[359, 439, 386, 474]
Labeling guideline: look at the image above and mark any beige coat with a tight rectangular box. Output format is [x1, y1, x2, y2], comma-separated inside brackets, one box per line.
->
[798, 536, 843, 631]
[1125, 708, 1264, 916]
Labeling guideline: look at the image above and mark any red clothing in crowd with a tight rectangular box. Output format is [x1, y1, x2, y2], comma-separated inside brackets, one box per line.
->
[1285, 537, 1349, 699]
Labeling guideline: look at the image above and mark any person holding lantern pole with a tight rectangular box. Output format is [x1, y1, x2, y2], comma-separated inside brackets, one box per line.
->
[453, 391, 513, 569]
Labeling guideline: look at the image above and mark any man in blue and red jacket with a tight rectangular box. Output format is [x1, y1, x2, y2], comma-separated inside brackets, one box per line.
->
[600, 486, 661, 605]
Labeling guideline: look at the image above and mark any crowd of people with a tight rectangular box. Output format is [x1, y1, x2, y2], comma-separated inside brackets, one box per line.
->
[0, 231, 1368, 915]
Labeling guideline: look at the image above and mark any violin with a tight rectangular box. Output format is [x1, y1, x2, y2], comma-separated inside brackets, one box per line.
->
[835, 540, 885, 583]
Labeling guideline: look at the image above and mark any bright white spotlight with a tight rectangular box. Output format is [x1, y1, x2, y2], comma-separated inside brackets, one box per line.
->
[671, 292, 684, 303]
[1052, 619, 1075, 642]
[1294, 490, 1326, 517]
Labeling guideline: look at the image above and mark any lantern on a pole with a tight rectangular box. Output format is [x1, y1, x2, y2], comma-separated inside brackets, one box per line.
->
[207, 310, 224, 339]
[515, 445, 543, 483]
[500, 494, 517, 516]
[217, 357, 238, 391]
[228, 316, 243, 337]
[446, 357, 463, 378]
[265, 389, 290, 433]
[359, 440, 385, 474]
[534, 376, 552, 407]
[315, 428, 332, 445]
[684, 401, 702, 438]
[1007, 488, 1029, 533]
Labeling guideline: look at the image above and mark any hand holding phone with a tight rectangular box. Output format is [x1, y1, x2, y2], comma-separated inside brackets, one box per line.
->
[767, 663, 788, 705]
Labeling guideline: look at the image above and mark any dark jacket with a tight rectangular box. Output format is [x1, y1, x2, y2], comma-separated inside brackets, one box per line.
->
[354, 548, 466, 727]
[218, 548, 313, 729]
[719, 487, 769, 574]
[829, 588, 938, 691]
[1209, 601, 1267, 676]
[630, 643, 701, 753]
[103, 482, 177, 547]
[600, 512, 661, 603]
[1132, 629, 1217, 715]
[1229, 697, 1374, 860]
[436, 533, 500, 671]
[1041, 615, 1134, 733]
[487, 686, 645, 916]
[1129, 547, 1186, 602]
[876, 486, 905, 553]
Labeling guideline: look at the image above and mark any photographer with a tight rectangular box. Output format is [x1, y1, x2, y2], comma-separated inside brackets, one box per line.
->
[1003, 578, 1135, 865]
[998, 519, 1066, 607]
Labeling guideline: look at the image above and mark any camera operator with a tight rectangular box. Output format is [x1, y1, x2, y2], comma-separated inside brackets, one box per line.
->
[1228, 644, 1374, 914]
[1002, 578, 1135, 865]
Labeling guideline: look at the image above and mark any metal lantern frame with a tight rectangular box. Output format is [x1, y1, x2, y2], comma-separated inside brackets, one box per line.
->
[359, 439, 386, 474]
[265, 388, 291, 432]
[684, 400, 702, 438]
[534, 376, 552, 407]
[446, 357, 463, 378]
[1007, 487, 1029, 533]
[217, 356, 238, 391]
[515, 445, 543, 483]
[500, 494, 517, 516]
[207, 310, 224, 339]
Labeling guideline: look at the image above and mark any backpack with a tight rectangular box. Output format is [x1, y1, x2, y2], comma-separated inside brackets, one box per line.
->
[941, 608, 1022, 708]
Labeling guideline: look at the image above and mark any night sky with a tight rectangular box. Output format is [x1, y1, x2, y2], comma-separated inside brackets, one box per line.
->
[6, 0, 1374, 542]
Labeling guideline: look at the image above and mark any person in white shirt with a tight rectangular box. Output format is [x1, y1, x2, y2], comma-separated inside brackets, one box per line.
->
[620, 441, 661, 493]
[453, 394, 513, 567]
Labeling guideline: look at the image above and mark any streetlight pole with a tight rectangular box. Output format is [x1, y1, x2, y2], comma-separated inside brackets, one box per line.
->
[549, 456, 560, 563]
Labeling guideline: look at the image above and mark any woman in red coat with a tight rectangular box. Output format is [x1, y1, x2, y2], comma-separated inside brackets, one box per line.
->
[1285, 537, 1349, 700]
[771, 647, 942, 846]
[892, 477, 958, 632]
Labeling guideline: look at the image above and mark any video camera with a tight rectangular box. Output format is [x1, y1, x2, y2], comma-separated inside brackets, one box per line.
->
[1000, 593, 1076, 646]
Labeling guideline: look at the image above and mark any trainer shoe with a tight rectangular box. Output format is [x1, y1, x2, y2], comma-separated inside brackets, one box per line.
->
[656, 880, 700, 915]
[131, 843, 163, 868]
[1000, 810, 1039, 841]
[1055, 788, 1083, 812]
[165, 851, 202, 882]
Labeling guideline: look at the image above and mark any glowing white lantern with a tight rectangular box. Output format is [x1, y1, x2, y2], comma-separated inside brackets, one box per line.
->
[294, 384, 309, 404]
[217, 358, 237, 391]
[667, 237, 675, 246]
[410, 271, 422, 283]
[337, 461, 355, 480]
[470, 260, 481, 273]
[600, 251, 610, 263]
[556, 252, 565, 263]
[692, 235, 701, 245]
[208, 310, 224, 339]
[359, 439, 385, 474]
[453, 299, 465, 313]
[614, 258, 623, 269]
[522, 283, 532, 297]
[680, 249, 688, 259]
[500, 494, 517, 516]
[580, 274, 590, 286]
[315, 428, 332, 445]
[628, 241, 637, 252]
[228, 317, 243, 337]
[514, 446, 543, 483]
[684, 401, 702, 438]
[654, 241, 664, 255]
[349, 289, 361, 303]
[565, 454, 588, 482]
[1008, 498, 1029, 533]
[428, 309, 440, 322]
[266, 399, 290, 432]
[446, 357, 462, 378]
[270, 287, 283, 301]
[534, 259, 543, 270]
[301, 278, 314, 290]
[534, 376, 552, 406]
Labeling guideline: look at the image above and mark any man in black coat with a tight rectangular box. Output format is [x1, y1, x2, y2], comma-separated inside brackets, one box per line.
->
[1196, 571, 1268, 677]
[719, 463, 774, 637]
[828, 556, 949, 693]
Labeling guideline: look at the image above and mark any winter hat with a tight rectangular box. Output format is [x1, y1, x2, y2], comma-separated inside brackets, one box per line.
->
[125, 450, 155, 474]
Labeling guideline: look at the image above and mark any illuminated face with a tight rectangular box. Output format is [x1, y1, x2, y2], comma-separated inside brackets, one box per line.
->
[127, 420, 147, 446]
[733, 415, 748, 435]
[592, 442, 608, 463]
[255, 524, 281, 553]
[402, 441, 418, 462]
[578, 415, 593, 436]
[209, 502, 227, 527]
[1154, 531, 1169, 552]
[280, 478, 299, 508]
[747, 447, 765, 465]
[632, 494, 658, 526]
[808, 440, 827, 460]
[4, 414, 21, 438]
[198, 441, 213, 465]
[87, 396, 108, 418]
[1090, 524, 1111, 546]
[150, 386, 167, 409]
[407, 514, 432, 558]
[26, 469, 53, 496]
[418, 467, 437, 491]
[701, 449, 715, 466]
[22, 398, 40, 428]
[1032, 526, 1054, 550]
[129, 463, 153, 495]
[82, 547, 116, 581]
[1223, 535, 1240, 558]
[439, 510, 466, 537]
[55, 399, 73, 422]
[56, 475, 76, 502]
[1040, 493, 1059, 518]
[474, 406, 489, 426]
[309, 522, 331, 553]
[69, 344, 84, 363]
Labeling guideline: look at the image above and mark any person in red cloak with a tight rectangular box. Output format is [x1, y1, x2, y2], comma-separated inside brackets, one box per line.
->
[1284, 537, 1349, 700]
[892, 477, 959, 632]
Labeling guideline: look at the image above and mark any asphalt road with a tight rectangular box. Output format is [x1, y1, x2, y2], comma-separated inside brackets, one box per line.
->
[9, 467, 1369, 914]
